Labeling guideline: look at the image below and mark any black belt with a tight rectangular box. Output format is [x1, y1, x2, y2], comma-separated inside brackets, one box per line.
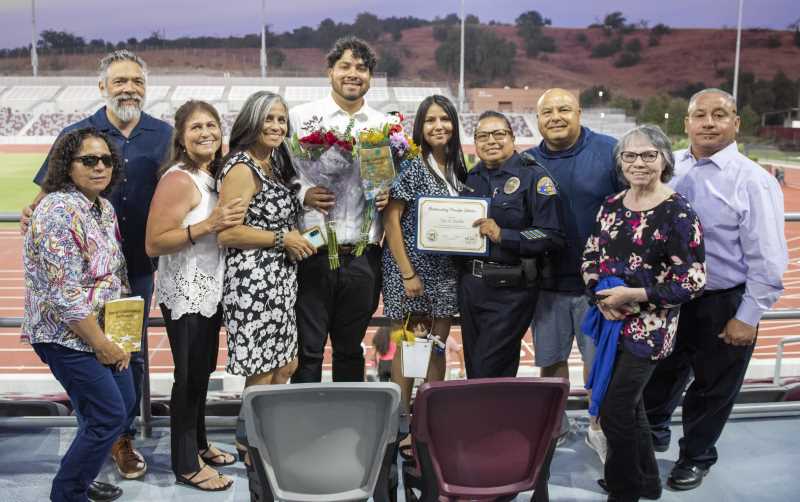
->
[467, 259, 521, 278]
[318, 244, 378, 256]
[702, 284, 745, 297]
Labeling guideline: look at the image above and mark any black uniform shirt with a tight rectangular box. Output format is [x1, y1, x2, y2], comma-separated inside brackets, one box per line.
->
[463, 152, 565, 264]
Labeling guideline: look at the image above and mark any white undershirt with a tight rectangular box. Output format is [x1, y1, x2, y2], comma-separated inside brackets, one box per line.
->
[427, 153, 459, 196]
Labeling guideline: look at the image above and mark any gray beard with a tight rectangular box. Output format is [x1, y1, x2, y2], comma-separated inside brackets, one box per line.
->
[106, 94, 144, 123]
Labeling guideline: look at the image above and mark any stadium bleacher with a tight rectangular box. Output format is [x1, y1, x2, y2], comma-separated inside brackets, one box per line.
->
[55, 86, 100, 112]
[284, 85, 330, 103]
[0, 106, 32, 136]
[25, 111, 89, 136]
[227, 85, 280, 112]
[0, 85, 61, 111]
[0, 79, 636, 144]
[170, 85, 225, 106]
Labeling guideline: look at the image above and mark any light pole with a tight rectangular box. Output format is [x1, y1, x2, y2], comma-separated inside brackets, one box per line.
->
[664, 112, 670, 134]
[733, 0, 744, 104]
[260, 0, 267, 78]
[31, 0, 38, 77]
[458, 0, 465, 112]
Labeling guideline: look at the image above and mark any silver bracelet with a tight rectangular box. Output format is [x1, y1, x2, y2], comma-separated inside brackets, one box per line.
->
[274, 229, 285, 251]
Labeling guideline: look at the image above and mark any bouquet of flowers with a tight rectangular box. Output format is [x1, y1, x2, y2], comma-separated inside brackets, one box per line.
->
[289, 117, 360, 269]
[354, 116, 420, 255]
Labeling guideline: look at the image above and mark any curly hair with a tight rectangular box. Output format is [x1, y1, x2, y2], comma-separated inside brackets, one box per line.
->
[41, 127, 122, 197]
[326, 36, 377, 73]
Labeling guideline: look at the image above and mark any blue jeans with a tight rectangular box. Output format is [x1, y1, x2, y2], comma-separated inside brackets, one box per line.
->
[126, 272, 154, 436]
[33, 343, 136, 502]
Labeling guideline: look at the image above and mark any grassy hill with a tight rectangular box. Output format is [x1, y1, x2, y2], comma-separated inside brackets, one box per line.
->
[1, 25, 798, 101]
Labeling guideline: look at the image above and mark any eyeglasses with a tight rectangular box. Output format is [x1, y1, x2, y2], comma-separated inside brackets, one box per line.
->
[73, 155, 114, 168]
[620, 150, 660, 163]
[474, 129, 512, 143]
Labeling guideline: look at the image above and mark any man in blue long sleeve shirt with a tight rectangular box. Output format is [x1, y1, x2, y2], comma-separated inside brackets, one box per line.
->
[643, 88, 788, 491]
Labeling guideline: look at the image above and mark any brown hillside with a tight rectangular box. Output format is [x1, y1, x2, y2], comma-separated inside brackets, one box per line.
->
[1, 25, 798, 100]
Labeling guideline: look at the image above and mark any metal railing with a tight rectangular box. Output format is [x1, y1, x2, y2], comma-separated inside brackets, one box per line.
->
[2, 211, 800, 431]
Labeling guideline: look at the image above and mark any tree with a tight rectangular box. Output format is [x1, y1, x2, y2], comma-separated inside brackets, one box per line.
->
[614, 51, 641, 68]
[516, 10, 556, 57]
[376, 50, 403, 77]
[268, 48, 286, 68]
[624, 38, 642, 53]
[766, 34, 781, 48]
[739, 105, 760, 136]
[603, 12, 627, 31]
[353, 13, 381, 41]
[516, 10, 551, 38]
[579, 85, 611, 107]
[590, 37, 622, 58]
[435, 25, 516, 81]
[38, 30, 86, 50]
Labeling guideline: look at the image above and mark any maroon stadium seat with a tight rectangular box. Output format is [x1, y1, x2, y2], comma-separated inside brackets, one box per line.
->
[403, 377, 568, 502]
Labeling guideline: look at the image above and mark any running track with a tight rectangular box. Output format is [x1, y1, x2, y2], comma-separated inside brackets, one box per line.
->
[2, 171, 800, 375]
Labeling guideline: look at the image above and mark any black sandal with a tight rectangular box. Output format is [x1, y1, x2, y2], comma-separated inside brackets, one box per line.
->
[176, 467, 233, 492]
[199, 445, 236, 467]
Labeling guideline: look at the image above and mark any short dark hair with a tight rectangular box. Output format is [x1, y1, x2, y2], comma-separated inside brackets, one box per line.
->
[613, 124, 675, 183]
[413, 95, 468, 185]
[42, 127, 122, 197]
[476, 110, 514, 135]
[159, 100, 223, 179]
[326, 36, 377, 73]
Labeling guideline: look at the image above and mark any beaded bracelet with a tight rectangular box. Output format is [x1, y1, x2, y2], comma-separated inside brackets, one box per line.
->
[187, 225, 196, 245]
[274, 229, 285, 251]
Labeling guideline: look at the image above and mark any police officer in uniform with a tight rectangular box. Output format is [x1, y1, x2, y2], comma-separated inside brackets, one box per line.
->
[460, 111, 565, 378]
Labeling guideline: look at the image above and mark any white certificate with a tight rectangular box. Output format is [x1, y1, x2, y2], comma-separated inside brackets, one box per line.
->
[416, 196, 490, 256]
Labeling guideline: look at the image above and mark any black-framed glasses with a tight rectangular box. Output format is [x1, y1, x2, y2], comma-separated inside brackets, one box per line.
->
[620, 150, 660, 163]
[474, 129, 512, 143]
[73, 155, 114, 168]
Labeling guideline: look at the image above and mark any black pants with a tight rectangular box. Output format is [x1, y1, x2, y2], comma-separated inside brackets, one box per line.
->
[643, 285, 754, 468]
[601, 348, 660, 501]
[293, 245, 382, 383]
[458, 272, 537, 378]
[160, 304, 221, 475]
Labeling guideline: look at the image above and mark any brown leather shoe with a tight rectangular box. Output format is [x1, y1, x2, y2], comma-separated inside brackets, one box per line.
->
[111, 436, 147, 479]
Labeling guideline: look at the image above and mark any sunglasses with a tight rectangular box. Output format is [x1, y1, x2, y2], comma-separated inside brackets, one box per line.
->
[73, 155, 114, 168]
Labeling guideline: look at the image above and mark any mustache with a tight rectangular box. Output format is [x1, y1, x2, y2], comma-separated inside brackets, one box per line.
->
[113, 93, 143, 108]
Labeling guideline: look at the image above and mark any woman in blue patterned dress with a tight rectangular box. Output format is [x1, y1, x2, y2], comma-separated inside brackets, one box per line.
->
[382, 95, 467, 407]
[216, 91, 316, 457]
[581, 125, 706, 501]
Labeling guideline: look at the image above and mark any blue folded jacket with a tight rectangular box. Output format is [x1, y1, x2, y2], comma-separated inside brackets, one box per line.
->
[582, 276, 626, 417]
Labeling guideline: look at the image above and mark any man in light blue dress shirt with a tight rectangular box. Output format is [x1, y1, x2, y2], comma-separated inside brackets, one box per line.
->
[643, 88, 788, 491]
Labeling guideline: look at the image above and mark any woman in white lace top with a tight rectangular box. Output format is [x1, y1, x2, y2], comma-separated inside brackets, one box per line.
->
[145, 100, 245, 492]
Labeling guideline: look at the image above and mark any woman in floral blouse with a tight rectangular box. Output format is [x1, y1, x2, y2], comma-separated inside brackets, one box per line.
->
[581, 124, 706, 502]
[22, 128, 133, 502]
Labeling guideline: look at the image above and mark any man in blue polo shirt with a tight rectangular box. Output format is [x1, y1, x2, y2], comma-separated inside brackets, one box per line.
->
[21, 50, 172, 491]
[526, 88, 623, 462]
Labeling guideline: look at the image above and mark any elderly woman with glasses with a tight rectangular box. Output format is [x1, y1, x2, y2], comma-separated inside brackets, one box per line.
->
[22, 127, 135, 502]
[581, 124, 706, 502]
[459, 110, 565, 379]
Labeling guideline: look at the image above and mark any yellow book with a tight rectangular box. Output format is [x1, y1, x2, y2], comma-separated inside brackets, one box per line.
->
[103, 296, 145, 353]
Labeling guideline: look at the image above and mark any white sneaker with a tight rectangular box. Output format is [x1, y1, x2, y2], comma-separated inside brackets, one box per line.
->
[585, 427, 608, 464]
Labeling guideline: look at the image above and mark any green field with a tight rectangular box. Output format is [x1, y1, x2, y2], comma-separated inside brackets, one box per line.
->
[0, 153, 44, 214]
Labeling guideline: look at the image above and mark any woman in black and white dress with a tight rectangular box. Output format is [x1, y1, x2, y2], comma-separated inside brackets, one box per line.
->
[216, 91, 316, 455]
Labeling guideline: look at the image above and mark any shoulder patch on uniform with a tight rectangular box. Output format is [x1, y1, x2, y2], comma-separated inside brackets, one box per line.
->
[536, 176, 557, 196]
